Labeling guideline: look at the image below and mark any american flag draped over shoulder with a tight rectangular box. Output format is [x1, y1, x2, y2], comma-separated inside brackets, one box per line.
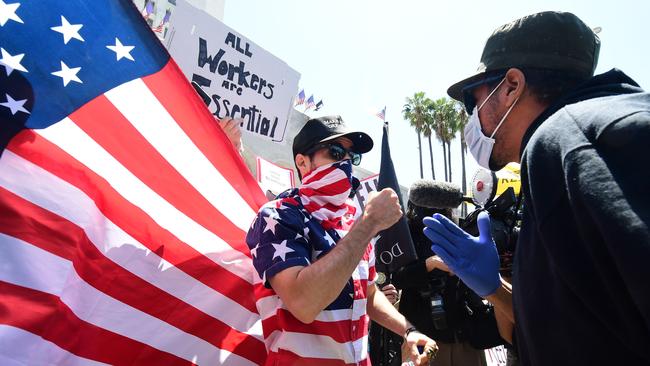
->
[246, 161, 376, 365]
[0, 0, 267, 365]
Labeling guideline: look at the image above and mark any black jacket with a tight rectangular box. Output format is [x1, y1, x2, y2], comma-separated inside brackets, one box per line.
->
[513, 69, 650, 365]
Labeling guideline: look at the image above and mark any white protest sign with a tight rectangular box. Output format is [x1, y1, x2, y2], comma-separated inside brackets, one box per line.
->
[256, 156, 295, 196]
[351, 174, 379, 218]
[166, 0, 300, 143]
[485, 345, 508, 366]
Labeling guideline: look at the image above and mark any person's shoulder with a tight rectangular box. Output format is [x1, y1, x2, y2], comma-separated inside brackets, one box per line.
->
[529, 92, 650, 155]
[257, 192, 308, 226]
[564, 92, 650, 140]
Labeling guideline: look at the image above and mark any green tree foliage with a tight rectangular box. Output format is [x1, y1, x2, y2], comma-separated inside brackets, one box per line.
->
[402, 92, 434, 179]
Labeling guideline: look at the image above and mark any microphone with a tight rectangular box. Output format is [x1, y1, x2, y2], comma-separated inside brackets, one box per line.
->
[408, 179, 471, 209]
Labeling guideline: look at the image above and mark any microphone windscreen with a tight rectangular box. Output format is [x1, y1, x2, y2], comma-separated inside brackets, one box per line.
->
[408, 179, 464, 209]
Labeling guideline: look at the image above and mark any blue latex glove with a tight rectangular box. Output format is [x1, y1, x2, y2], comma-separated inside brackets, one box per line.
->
[422, 211, 500, 297]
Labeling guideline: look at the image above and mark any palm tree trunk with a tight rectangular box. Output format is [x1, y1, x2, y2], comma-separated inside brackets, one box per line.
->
[441, 141, 448, 181]
[447, 140, 453, 182]
[417, 131, 423, 179]
[460, 132, 467, 216]
[427, 135, 435, 180]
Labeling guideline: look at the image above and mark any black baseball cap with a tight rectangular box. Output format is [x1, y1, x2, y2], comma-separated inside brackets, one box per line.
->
[447, 11, 601, 101]
[292, 115, 374, 158]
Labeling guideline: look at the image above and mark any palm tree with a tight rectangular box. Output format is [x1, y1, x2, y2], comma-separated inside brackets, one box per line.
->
[454, 102, 469, 216]
[420, 108, 436, 180]
[431, 98, 454, 181]
[403, 92, 433, 179]
[445, 103, 459, 183]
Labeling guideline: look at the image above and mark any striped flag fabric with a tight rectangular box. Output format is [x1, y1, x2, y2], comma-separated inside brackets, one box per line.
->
[304, 94, 315, 111]
[0, 1, 267, 365]
[376, 106, 386, 121]
[294, 89, 305, 106]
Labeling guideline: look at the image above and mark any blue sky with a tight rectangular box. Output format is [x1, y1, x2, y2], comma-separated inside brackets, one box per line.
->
[224, 0, 650, 189]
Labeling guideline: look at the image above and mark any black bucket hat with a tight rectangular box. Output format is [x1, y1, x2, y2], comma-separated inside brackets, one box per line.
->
[447, 11, 600, 101]
[292, 115, 373, 158]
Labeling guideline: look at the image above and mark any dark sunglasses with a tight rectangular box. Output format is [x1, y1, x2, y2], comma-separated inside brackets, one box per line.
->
[305, 143, 362, 166]
[461, 73, 505, 114]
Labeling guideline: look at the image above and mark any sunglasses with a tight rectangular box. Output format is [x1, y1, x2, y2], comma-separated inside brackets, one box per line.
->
[305, 143, 362, 166]
[461, 73, 506, 113]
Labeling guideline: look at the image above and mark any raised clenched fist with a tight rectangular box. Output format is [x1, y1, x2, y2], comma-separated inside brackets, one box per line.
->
[363, 188, 402, 233]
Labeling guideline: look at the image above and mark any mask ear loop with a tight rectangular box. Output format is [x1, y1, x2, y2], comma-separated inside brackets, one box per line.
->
[478, 77, 507, 111]
[489, 96, 520, 139]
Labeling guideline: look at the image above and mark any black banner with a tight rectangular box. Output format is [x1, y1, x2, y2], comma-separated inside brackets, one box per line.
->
[375, 122, 418, 274]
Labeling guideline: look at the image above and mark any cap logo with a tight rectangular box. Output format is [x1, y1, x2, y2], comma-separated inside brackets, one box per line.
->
[322, 116, 344, 129]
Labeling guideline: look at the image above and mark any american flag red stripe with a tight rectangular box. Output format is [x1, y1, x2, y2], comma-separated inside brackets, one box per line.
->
[142, 63, 263, 212]
[6, 131, 257, 314]
[267, 349, 372, 366]
[1, 59, 267, 365]
[262, 303, 371, 343]
[0, 281, 189, 365]
[70, 94, 251, 254]
[0, 186, 261, 360]
[298, 163, 355, 228]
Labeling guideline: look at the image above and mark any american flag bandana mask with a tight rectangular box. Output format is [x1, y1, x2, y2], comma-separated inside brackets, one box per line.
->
[298, 160, 354, 229]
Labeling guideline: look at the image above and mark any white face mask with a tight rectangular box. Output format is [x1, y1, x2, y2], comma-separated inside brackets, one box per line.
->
[464, 78, 519, 170]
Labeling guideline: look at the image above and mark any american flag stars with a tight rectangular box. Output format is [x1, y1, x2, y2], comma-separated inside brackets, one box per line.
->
[271, 240, 295, 261]
[323, 232, 336, 247]
[250, 243, 260, 258]
[0, 47, 27, 75]
[0, 0, 23, 26]
[0, 93, 29, 115]
[262, 214, 279, 235]
[51, 61, 82, 86]
[107, 38, 135, 61]
[50, 15, 84, 44]
[0, 0, 143, 129]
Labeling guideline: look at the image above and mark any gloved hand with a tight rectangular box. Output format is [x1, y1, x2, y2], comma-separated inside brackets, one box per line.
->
[422, 211, 500, 297]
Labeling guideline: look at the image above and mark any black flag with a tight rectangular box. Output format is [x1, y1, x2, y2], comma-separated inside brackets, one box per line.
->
[375, 122, 417, 276]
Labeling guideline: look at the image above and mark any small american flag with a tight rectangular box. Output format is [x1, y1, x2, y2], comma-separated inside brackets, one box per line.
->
[141, 0, 154, 19]
[153, 9, 171, 33]
[304, 94, 315, 111]
[0, 0, 267, 364]
[376, 106, 386, 121]
[294, 89, 305, 106]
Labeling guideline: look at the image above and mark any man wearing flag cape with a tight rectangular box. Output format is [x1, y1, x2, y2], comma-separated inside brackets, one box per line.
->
[246, 115, 437, 365]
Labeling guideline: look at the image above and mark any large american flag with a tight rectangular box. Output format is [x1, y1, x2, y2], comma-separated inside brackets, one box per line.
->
[0, 0, 267, 365]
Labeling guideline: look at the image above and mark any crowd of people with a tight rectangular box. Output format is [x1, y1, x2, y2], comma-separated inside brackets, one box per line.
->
[222, 10, 649, 366]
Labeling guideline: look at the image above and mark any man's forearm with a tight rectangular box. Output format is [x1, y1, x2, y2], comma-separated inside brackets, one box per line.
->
[487, 277, 514, 323]
[270, 217, 380, 323]
[366, 284, 411, 337]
